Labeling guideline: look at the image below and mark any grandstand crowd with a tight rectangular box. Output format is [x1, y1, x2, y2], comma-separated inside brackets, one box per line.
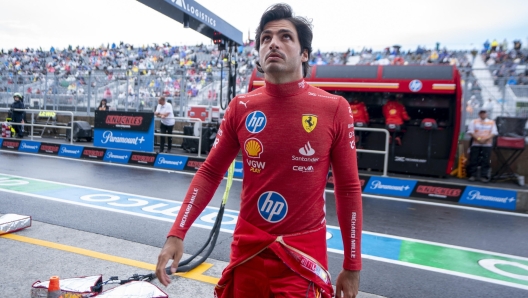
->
[1, 39, 526, 110]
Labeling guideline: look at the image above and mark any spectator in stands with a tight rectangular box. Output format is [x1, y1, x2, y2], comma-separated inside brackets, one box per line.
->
[97, 99, 109, 111]
[467, 110, 498, 182]
[482, 98, 497, 119]
[154, 96, 175, 153]
[382, 94, 410, 145]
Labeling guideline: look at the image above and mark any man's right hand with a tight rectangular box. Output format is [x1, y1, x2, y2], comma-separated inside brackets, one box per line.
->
[156, 236, 184, 287]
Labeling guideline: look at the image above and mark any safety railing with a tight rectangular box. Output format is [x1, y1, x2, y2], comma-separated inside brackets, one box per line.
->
[153, 117, 204, 157]
[355, 127, 390, 177]
[0, 108, 75, 144]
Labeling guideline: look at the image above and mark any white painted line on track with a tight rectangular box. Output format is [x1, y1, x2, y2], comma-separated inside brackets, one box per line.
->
[360, 255, 528, 291]
[2, 150, 527, 218]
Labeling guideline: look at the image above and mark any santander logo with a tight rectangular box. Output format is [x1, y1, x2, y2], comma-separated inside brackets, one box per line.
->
[299, 141, 315, 156]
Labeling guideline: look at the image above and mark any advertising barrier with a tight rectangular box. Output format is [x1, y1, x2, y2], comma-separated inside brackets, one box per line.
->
[0, 137, 524, 212]
[459, 186, 517, 210]
[184, 157, 205, 172]
[39, 143, 60, 155]
[410, 182, 466, 202]
[363, 176, 417, 197]
[154, 154, 188, 171]
[81, 147, 107, 161]
[58, 144, 83, 158]
[128, 152, 158, 166]
[2, 139, 20, 150]
[19, 141, 41, 153]
[93, 111, 154, 152]
[103, 149, 132, 164]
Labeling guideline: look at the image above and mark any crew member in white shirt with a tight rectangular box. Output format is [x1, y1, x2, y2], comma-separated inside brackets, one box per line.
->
[154, 96, 175, 153]
[467, 110, 498, 182]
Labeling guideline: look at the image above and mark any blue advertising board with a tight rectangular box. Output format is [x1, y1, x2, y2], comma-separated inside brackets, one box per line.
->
[94, 111, 154, 152]
[459, 186, 517, 210]
[154, 154, 188, 171]
[94, 126, 154, 152]
[58, 144, 83, 158]
[103, 149, 132, 164]
[19, 140, 41, 153]
[363, 177, 417, 197]
[0, 138, 3, 148]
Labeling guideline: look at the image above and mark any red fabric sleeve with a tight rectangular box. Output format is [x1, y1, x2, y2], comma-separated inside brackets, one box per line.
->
[168, 100, 241, 239]
[330, 98, 363, 271]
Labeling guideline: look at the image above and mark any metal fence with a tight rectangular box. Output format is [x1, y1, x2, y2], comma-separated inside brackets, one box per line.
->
[0, 64, 254, 116]
[460, 65, 528, 131]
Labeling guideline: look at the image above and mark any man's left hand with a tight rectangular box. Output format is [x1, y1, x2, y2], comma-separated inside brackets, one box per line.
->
[335, 269, 360, 298]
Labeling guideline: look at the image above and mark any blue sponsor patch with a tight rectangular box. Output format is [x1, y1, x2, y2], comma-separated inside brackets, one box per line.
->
[19, 140, 41, 153]
[459, 186, 517, 210]
[245, 111, 267, 133]
[257, 191, 287, 223]
[154, 154, 188, 170]
[58, 144, 83, 158]
[103, 149, 132, 164]
[363, 177, 417, 197]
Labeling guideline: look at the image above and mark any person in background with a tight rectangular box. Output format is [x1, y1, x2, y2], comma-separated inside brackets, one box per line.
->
[155, 4, 362, 298]
[350, 97, 370, 147]
[10, 93, 26, 138]
[154, 96, 175, 153]
[97, 99, 109, 111]
[382, 94, 410, 145]
[467, 110, 498, 182]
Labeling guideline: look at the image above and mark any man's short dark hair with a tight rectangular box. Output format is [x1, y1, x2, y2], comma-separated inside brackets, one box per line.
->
[255, 3, 313, 78]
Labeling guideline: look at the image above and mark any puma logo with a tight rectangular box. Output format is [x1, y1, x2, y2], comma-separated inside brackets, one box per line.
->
[239, 100, 249, 108]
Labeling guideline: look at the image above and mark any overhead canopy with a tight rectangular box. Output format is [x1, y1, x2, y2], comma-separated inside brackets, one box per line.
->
[137, 0, 243, 46]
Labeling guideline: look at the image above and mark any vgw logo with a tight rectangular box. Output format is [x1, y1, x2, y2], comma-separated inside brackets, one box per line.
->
[245, 111, 267, 133]
[257, 191, 288, 223]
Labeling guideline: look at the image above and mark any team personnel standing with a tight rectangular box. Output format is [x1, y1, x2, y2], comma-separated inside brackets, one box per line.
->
[382, 94, 410, 145]
[154, 96, 175, 153]
[350, 98, 369, 125]
[10, 93, 26, 138]
[156, 4, 363, 298]
[467, 109, 498, 182]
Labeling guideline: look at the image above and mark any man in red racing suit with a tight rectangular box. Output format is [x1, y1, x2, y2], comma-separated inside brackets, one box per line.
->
[382, 95, 410, 145]
[156, 4, 363, 298]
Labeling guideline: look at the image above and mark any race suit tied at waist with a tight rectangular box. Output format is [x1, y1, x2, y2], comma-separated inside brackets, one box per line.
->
[94, 111, 154, 132]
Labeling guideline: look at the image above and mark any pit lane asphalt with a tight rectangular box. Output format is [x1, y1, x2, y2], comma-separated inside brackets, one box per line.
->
[1, 152, 527, 298]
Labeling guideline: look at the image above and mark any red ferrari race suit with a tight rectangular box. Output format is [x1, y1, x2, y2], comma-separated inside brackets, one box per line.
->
[382, 100, 409, 125]
[168, 79, 363, 297]
[350, 101, 369, 124]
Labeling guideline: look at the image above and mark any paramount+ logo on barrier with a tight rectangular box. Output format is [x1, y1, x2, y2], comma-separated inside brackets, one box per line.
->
[459, 186, 517, 210]
[19, 141, 41, 153]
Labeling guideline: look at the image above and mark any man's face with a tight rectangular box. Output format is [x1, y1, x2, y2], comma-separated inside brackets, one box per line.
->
[13, 96, 20, 101]
[258, 19, 308, 79]
[158, 99, 165, 106]
[479, 112, 487, 120]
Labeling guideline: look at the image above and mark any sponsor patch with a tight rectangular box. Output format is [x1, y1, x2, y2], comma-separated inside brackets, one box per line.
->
[257, 191, 288, 223]
[302, 114, 317, 133]
[245, 111, 267, 133]
[244, 138, 263, 158]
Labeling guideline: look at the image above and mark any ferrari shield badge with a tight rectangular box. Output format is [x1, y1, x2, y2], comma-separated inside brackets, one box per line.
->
[302, 114, 317, 133]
